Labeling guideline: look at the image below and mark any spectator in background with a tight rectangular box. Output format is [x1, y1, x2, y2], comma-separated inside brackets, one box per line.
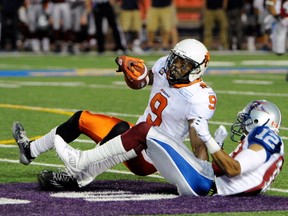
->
[25, 0, 51, 53]
[50, 0, 73, 53]
[70, 0, 88, 54]
[226, 0, 244, 50]
[91, 0, 126, 55]
[203, 0, 229, 50]
[118, 0, 145, 54]
[170, 0, 179, 48]
[18, 2, 31, 51]
[242, 0, 259, 51]
[145, 0, 173, 51]
[253, 0, 271, 50]
[266, 0, 288, 55]
[0, 0, 24, 51]
[81, 0, 97, 52]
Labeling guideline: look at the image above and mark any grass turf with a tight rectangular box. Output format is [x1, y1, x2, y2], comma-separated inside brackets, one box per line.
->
[0, 52, 287, 215]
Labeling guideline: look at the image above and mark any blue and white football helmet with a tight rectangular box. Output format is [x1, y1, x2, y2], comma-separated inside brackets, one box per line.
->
[231, 100, 281, 142]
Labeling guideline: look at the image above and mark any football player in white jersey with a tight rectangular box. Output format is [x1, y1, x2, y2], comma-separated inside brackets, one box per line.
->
[266, 0, 288, 55]
[51, 99, 284, 196]
[13, 39, 222, 190]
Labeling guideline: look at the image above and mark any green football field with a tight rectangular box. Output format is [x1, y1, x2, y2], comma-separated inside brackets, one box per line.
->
[0, 52, 287, 215]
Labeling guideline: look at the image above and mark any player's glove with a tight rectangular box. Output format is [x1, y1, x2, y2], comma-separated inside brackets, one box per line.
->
[115, 55, 147, 81]
[214, 125, 228, 149]
[191, 117, 212, 143]
[191, 117, 221, 154]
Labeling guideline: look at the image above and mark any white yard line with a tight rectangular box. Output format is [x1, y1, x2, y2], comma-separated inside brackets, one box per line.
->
[242, 60, 288, 66]
[233, 80, 273, 85]
[0, 158, 286, 193]
[0, 158, 163, 179]
[216, 90, 288, 97]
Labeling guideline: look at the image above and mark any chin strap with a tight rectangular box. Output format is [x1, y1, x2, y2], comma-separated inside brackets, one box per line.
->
[172, 78, 202, 88]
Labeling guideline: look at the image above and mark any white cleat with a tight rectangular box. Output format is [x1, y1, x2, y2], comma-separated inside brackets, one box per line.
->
[54, 135, 83, 177]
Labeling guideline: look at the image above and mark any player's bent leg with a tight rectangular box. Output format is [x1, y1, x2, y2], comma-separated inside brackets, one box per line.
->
[54, 135, 83, 177]
[146, 127, 215, 196]
[77, 111, 156, 175]
[51, 119, 136, 189]
[85, 122, 153, 185]
[78, 122, 154, 186]
[100, 121, 130, 145]
[76, 121, 132, 187]
[55, 122, 150, 178]
[79, 110, 133, 143]
[122, 122, 157, 175]
[56, 110, 83, 143]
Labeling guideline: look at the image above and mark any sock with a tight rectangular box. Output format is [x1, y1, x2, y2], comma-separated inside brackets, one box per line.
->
[77, 152, 135, 187]
[30, 127, 57, 158]
[79, 135, 137, 169]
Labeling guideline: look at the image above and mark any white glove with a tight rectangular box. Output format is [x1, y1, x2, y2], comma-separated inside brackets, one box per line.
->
[214, 125, 228, 148]
[191, 117, 212, 143]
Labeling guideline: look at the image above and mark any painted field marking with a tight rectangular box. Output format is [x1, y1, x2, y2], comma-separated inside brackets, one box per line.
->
[50, 191, 178, 201]
[216, 90, 288, 97]
[242, 60, 288, 66]
[1, 79, 288, 97]
[0, 158, 163, 179]
[233, 80, 273, 85]
[0, 158, 286, 193]
[1, 104, 287, 145]
[1, 103, 287, 193]
[0, 65, 288, 77]
[0, 198, 30, 205]
[0, 104, 74, 116]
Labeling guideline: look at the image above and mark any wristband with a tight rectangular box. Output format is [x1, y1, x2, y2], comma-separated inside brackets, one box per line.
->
[205, 138, 221, 154]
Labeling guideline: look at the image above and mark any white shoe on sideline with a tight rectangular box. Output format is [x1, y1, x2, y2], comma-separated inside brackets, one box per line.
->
[54, 135, 83, 177]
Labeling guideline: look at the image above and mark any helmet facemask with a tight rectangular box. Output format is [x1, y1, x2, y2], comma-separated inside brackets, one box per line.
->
[230, 112, 251, 142]
[230, 100, 281, 142]
[165, 51, 203, 86]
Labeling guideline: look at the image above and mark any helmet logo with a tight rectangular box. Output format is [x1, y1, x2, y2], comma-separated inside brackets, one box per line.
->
[249, 101, 269, 114]
[271, 121, 279, 129]
[204, 52, 210, 67]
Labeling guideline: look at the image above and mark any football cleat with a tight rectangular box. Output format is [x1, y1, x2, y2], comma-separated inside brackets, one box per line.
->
[54, 135, 83, 177]
[12, 121, 35, 165]
[38, 170, 79, 191]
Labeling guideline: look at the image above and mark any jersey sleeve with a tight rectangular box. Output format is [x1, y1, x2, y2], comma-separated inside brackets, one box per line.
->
[248, 126, 282, 161]
[187, 87, 217, 120]
[234, 148, 267, 174]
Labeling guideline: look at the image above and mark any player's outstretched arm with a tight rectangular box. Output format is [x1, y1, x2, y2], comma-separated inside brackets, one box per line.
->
[115, 55, 151, 89]
[191, 117, 241, 177]
[188, 119, 209, 160]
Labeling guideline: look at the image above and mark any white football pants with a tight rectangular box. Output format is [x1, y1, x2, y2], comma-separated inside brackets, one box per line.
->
[146, 127, 215, 196]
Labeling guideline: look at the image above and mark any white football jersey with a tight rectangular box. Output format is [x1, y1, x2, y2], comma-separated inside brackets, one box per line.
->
[215, 126, 284, 196]
[137, 56, 216, 142]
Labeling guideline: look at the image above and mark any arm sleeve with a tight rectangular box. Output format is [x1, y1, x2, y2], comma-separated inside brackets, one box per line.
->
[187, 88, 216, 121]
[234, 149, 267, 174]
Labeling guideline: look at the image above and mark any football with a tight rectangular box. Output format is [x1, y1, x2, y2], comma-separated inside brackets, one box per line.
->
[124, 62, 149, 90]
